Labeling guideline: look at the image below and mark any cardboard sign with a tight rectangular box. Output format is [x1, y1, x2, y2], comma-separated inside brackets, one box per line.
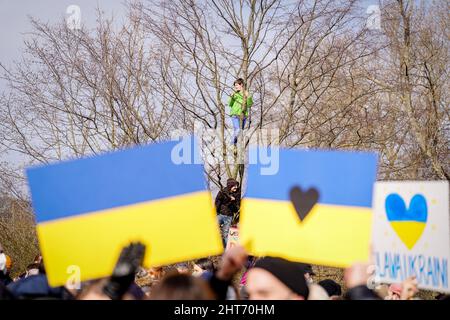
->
[372, 181, 450, 292]
[26, 137, 223, 286]
[240, 148, 378, 268]
[226, 226, 239, 251]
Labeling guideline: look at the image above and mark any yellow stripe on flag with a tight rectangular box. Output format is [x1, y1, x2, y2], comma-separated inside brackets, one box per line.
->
[37, 191, 223, 287]
[239, 198, 372, 268]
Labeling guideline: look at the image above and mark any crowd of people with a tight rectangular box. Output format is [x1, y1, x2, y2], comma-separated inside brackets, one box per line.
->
[1, 177, 448, 301]
[1, 176, 448, 301]
[2, 239, 446, 300]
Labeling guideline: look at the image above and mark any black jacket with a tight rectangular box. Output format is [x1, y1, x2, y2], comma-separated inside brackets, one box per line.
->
[0, 272, 13, 287]
[215, 188, 241, 217]
[0, 282, 14, 300]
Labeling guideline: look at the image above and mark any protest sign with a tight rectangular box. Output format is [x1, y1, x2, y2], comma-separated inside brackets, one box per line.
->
[240, 148, 378, 268]
[373, 181, 449, 292]
[225, 226, 239, 251]
[26, 137, 223, 286]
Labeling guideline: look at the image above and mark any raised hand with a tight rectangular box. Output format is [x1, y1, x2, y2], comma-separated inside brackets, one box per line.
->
[102, 242, 146, 300]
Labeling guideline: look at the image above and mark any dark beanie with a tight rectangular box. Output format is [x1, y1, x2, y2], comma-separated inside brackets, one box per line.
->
[254, 257, 309, 298]
[318, 279, 342, 297]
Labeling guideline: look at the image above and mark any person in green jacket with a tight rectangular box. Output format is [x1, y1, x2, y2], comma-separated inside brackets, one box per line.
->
[229, 78, 253, 145]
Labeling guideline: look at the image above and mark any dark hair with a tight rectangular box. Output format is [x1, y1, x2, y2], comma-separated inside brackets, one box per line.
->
[150, 273, 215, 300]
[318, 279, 342, 297]
[233, 78, 245, 86]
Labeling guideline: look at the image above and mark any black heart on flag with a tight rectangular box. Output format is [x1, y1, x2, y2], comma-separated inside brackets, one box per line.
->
[289, 186, 320, 222]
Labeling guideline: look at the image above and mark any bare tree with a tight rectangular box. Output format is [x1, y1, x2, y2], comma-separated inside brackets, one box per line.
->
[363, 0, 449, 180]
[0, 0, 448, 203]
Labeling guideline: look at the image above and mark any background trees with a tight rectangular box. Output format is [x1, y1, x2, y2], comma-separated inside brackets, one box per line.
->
[0, 0, 447, 293]
[0, 1, 448, 262]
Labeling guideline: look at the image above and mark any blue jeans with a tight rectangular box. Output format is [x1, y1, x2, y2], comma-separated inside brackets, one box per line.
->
[217, 214, 232, 247]
[231, 116, 247, 144]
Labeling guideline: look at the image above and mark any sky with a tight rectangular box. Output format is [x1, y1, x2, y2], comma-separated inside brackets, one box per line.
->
[0, 0, 127, 90]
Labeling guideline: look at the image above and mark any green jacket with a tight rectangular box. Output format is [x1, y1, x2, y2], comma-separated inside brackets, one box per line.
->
[228, 91, 253, 117]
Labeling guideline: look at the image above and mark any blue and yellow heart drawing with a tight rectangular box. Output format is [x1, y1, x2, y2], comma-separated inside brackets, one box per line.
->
[385, 193, 427, 250]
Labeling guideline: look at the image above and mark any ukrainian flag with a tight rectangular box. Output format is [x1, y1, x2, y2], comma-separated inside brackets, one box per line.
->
[27, 138, 223, 287]
[240, 148, 378, 268]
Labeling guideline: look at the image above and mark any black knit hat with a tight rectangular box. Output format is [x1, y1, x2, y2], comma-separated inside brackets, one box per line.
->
[254, 257, 309, 298]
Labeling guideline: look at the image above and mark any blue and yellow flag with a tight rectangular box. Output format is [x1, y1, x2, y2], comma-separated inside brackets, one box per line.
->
[240, 148, 378, 268]
[26, 138, 222, 287]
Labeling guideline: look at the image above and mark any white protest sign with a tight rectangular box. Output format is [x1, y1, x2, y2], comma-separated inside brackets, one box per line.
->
[225, 226, 239, 251]
[372, 181, 450, 293]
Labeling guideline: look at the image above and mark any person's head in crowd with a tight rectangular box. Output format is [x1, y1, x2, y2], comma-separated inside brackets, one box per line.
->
[318, 279, 342, 300]
[245, 257, 309, 300]
[150, 273, 215, 300]
[226, 178, 239, 193]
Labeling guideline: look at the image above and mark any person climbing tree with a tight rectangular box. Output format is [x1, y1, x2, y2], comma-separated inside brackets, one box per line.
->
[228, 78, 253, 145]
[215, 178, 241, 247]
